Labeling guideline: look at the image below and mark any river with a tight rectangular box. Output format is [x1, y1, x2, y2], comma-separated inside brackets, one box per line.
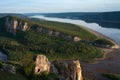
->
[31, 15, 120, 45]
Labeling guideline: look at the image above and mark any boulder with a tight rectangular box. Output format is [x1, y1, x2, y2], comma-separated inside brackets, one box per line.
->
[74, 36, 81, 42]
[34, 55, 50, 75]
[1, 63, 16, 74]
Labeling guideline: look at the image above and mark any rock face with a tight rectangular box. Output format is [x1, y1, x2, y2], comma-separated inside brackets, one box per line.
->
[5, 16, 30, 35]
[2, 16, 81, 42]
[74, 36, 81, 42]
[3, 16, 81, 42]
[111, 45, 120, 49]
[34, 55, 50, 75]
[37, 27, 81, 42]
[50, 60, 83, 80]
[1, 63, 16, 74]
[34, 55, 83, 80]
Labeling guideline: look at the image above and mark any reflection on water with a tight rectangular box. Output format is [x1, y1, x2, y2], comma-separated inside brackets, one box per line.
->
[0, 52, 7, 62]
[31, 15, 120, 45]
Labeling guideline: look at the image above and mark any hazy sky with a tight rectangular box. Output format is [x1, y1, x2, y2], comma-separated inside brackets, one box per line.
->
[0, 0, 120, 13]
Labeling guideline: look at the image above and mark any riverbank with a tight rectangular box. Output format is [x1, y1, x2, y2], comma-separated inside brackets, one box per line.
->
[78, 24, 117, 45]
[77, 24, 120, 61]
[32, 15, 120, 45]
[77, 20, 120, 80]
[31, 15, 120, 80]
[81, 49, 120, 80]
[32, 15, 119, 59]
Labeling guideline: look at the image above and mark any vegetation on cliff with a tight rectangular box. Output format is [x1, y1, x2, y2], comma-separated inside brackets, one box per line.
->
[102, 73, 120, 80]
[0, 15, 104, 62]
[94, 39, 114, 46]
[0, 15, 114, 80]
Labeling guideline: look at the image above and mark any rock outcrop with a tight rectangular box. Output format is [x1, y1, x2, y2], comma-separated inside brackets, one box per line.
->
[74, 36, 81, 42]
[37, 27, 81, 42]
[1, 63, 16, 74]
[50, 60, 83, 80]
[2, 16, 81, 42]
[111, 45, 120, 49]
[5, 16, 30, 35]
[34, 55, 50, 75]
[34, 54, 83, 80]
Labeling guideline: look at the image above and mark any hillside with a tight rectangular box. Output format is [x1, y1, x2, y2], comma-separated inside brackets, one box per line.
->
[0, 15, 104, 61]
[0, 15, 115, 80]
[32, 11, 120, 29]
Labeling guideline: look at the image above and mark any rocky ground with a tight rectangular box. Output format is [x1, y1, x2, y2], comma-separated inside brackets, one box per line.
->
[81, 49, 120, 80]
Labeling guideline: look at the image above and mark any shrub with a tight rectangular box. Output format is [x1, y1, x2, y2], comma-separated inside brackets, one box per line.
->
[102, 73, 120, 80]
[0, 62, 3, 68]
[94, 38, 114, 46]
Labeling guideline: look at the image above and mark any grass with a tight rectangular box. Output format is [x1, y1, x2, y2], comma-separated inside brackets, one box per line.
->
[0, 16, 104, 62]
[0, 71, 27, 80]
[46, 49, 103, 61]
[102, 73, 120, 80]
[36, 20, 97, 40]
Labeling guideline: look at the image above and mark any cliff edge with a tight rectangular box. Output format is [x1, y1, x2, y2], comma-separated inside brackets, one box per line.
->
[34, 54, 83, 80]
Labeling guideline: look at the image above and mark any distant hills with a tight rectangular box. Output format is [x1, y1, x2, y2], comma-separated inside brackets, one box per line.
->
[0, 13, 28, 20]
[26, 11, 120, 29]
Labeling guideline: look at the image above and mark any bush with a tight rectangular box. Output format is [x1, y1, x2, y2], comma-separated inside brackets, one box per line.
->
[102, 73, 120, 80]
[22, 53, 34, 76]
[94, 38, 114, 46]
[0, 62, 3, 68]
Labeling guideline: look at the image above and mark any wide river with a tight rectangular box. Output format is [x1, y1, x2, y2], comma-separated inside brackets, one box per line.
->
[31, 15, 120, 45]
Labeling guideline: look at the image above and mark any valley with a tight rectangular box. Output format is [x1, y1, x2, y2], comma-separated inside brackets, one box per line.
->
[1, 0, 120, 80]
[0, 13, 119, 80]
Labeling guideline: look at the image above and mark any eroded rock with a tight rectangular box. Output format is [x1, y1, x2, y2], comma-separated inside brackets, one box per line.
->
[34, 55, 83, 80]
[111, 45, 120, 49]
[36, 27, 81, 42]
[74, 36, 81, 42]
[1, 63, 16, 74]
[5, 16, 30, 35]
[34, 55, 50, 75]
[50, 60, 83, 80]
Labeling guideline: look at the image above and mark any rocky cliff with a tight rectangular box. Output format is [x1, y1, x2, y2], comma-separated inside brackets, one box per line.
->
[34, 55, 50, 75]
[34, 55, 83, 80]
[37, 27, 81, 42]
[5, 16, 30, 35]
[1, 16, 81, 42]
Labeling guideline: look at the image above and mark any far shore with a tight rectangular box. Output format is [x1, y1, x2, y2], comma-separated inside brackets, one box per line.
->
[77, 24, 117, 45]
[76, 24, 120, 60]
[34, 16, 119, 60]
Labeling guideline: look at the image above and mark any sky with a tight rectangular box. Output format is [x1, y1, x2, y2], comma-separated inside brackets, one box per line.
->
[0, 0, 120, 13]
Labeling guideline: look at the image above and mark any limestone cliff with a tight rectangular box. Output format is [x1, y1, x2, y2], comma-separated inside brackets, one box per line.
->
[34, 55, 83, 80]
[5, 16, 30, 35]
[50, 60, 83, 80]
[37, 27, 81, 42]
[1, 16, 81, 42]
[34, 55, 50, 75]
